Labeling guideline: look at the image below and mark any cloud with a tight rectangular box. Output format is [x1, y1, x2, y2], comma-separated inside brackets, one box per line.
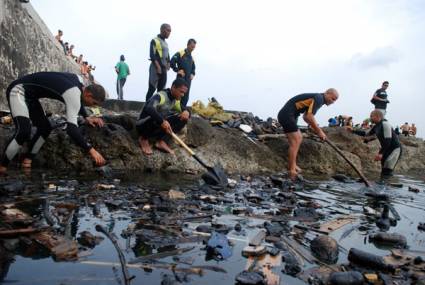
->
[350, 46, 401, 69]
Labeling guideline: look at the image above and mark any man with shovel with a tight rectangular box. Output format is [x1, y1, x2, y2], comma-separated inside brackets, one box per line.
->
[354, 110, 401, 178]
[278, 89, 339, 180]
[137, 78, 190, 155]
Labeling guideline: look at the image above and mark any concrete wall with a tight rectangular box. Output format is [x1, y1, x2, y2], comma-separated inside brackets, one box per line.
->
[0, 0, 80, 110]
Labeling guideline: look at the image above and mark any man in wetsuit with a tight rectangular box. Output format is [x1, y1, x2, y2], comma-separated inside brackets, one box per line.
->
[145, 23, 171, 101]
[277, 89, 339, 179]
[137, 78, 190, 155]
[371, 81, 390, 116]
[170, 38, 196, 107]
[355, 110, 401, 178]
[0, 72, 106, 174]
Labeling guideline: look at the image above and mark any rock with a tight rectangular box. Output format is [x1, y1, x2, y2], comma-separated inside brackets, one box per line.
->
[348, 248, 394, 272]
[414, 256, 424, 265]
[369, 232, 407, 248]
[77, 231, 104, 248]
[196, 225, 213, 233]
[242, 246, 267, 257]
[168, 189, 186, 200]
[235, 271, 265, 285]
[376, 204, 390, 231]
[1, 239, 19, 251]
[328, 271, 364, 285]
[1, 181, 25, 193]
[418, 223, 425, 231]
[293, 207, 319, 220]
[234, 223, 242, 232]
[232, 207, 247, 215]
[310, 235, 339, 264]
[332, 174, 354, 183]
[270, 175, 286, 187]
[281, 251, 301, 276]
[273, 241, 289, 251]
[408, 186, 420, 193]
[264, 222, 286, 237]
[365, 191, 390, 201]
[266, 246, 280, 256]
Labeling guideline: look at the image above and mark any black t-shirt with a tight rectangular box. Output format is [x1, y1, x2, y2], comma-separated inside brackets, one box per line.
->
[371, 88, 388, 109]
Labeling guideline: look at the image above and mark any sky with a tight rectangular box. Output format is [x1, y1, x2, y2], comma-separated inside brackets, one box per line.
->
[31, 0, 425, 137]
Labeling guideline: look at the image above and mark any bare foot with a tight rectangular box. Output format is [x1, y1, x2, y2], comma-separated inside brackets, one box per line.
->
[22, 158, 32, 169]
[288, 170, 298, 181]
[295, 165, 303, 174]
[155, 140, 175, 155]
[138, 137, 153, 155]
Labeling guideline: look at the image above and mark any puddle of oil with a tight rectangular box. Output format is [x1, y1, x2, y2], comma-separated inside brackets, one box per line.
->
[1, 170, 424, 285]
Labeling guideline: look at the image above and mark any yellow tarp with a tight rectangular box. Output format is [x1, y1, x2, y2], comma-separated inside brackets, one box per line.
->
[191, 100, 234, 122]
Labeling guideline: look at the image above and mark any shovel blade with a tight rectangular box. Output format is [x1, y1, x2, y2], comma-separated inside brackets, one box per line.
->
[201, 163, 228, 188]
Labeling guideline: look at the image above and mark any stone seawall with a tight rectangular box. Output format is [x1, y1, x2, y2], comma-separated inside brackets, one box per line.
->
[0, 0, 80, 111]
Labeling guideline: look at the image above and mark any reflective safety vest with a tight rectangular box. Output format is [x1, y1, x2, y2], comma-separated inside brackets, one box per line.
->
[154, 38, 163, 58]
[156, 90, 182, 115]
[153, 37, 169, 66]
[178, 49, 195, 63]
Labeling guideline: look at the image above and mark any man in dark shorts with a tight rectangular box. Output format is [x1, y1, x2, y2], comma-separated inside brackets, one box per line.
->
[0, 72, 106, 174]
[137, 78, 190, 155]
[277, 89, 339, 179]
[354, 110, 401, 178]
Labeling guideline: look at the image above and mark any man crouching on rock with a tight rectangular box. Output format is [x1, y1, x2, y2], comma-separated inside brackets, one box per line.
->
[137, 78, 190, 155]
[0, 72, 106, 174]
[353, 110, 401, 178]
[277, 89, 339, 180]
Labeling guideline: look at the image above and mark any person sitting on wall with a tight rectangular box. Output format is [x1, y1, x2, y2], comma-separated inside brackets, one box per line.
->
[136, 78, 190, 155]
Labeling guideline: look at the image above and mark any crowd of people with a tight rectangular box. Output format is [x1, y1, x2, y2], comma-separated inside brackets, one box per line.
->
[54, 30, 96, 81]
[397, 122, 417, 137]
[328, 116, 418, 138]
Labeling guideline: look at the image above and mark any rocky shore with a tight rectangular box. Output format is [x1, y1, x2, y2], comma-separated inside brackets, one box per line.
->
[1, 102, 424, 178]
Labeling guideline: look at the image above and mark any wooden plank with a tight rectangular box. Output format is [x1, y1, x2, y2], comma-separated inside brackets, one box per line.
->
[0, 227, 40, 238]
[318, 216, 357, 233]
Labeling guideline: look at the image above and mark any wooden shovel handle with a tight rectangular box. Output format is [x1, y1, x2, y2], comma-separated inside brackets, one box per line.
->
[171, 132, 195, 156]
[325, 139, 371, 187]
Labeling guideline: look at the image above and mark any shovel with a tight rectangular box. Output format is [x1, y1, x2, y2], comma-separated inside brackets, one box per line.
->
[171, 132, 228, 188]
[325, 139, 372, 187]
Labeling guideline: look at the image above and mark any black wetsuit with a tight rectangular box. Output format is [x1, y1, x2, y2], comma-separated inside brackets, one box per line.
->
[170, 49, 196, 107]
[278, 93, 325, 133]
[137, 89, 189, 140]
[1, 72, 90, 166]
[356, 119, 401, 176]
